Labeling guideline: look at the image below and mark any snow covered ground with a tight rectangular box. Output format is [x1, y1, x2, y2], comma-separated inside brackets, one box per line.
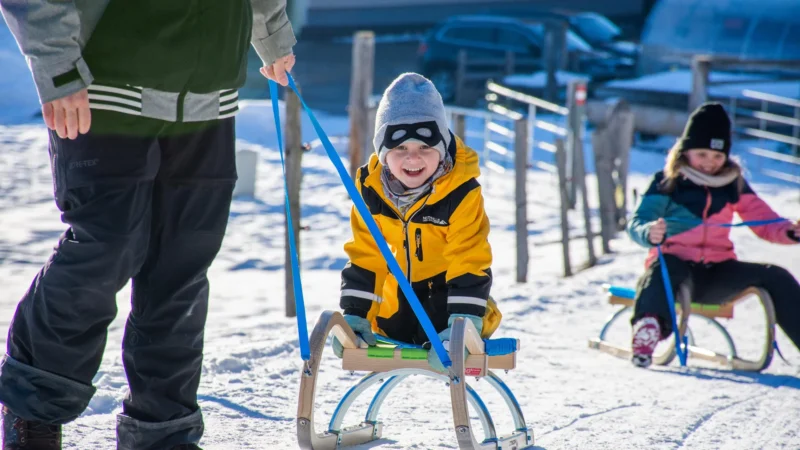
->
[1, 97, 799, 449]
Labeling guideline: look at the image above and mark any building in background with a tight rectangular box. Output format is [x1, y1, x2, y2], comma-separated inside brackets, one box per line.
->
[638, 0, 800, 74]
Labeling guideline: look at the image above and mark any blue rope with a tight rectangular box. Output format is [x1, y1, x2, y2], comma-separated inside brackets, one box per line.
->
[270, 75, 452, 368]
[656, 216, 791, 367]
[269, 80, 310, 361]
[656, 245, 688, 366]
[665, 217, 789, 228]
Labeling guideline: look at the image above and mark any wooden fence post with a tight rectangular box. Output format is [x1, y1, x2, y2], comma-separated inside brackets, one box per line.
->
[542, 20, 567, 103]
[348, 31, 375, 181]
[454, 114, 466, 140]
[285, 84, 303, 318]
[455, 49, 467, 105]
[364, 99, 378, 165]
[690, 55, 711, 112]
[593, 99, 634, 253]
[555, 138, 572, 277]
[565, 79, 589, 210]
[573, 126, 597, 268]
[504, 50, 515, 76]
[514, 118, 529, 283]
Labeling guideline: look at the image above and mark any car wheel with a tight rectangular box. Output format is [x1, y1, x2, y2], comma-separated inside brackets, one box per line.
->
[429, 70, 456, 103]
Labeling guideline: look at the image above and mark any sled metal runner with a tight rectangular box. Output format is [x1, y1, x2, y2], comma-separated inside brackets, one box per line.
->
[297, 311, 535, 449]
[588, 285, 777, 371]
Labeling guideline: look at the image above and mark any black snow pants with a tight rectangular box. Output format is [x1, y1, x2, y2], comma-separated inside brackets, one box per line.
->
[0, 112, 237, 449]
[632, 254, 800, 350]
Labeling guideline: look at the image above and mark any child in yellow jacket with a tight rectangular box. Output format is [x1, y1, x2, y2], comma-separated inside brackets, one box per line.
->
[334, 73, 500, 370]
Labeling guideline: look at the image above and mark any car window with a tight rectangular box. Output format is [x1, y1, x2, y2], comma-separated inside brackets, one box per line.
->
[712, 16, 751, 56]
[496, 28, 534, 53]
[780, 24, 800, 59]
[441, 25, 495, 47]
[743, 18, 786, 59]
[525, 23, 592, 52]
[570, 13, 620, 43]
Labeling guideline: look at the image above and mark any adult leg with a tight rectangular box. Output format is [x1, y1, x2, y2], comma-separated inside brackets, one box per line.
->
[0, 122, 159, 424]
[118, 119, 237, 450]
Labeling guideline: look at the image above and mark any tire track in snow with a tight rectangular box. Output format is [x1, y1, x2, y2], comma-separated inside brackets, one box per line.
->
[674, 393, 764, 449]
[538, 403, 640, 438]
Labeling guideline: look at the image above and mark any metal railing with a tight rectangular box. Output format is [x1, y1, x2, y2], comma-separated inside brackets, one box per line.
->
[729, 89, 800, 187]
[444, 80, 597, 279]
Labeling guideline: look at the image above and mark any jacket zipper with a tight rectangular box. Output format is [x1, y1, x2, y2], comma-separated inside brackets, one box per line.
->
[415, 228, 423, 261]
[700, 186, 712, 262]
[366, 185, 433, 283]
[402, 192, 433, 282]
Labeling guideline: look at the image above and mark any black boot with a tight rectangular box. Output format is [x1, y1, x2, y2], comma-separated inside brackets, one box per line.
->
[171, 445, 202, 450]
[2, 407, 61, 450]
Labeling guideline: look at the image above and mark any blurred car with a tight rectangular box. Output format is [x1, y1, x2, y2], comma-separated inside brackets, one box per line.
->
[566, 12, 640, 59]
[417, 15, 636, 101]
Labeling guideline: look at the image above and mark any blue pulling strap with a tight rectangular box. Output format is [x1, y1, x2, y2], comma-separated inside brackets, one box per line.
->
[268, 76, 452, 368]
[269, 80, 310, 361]
[656, 245, 689, 366]
[666, 217, 788, 228]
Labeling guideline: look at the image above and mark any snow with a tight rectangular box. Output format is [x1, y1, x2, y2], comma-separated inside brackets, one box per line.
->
[503, 71, 590, 89]
[0, 100, 799, 449]
[602, 69, 800, 101]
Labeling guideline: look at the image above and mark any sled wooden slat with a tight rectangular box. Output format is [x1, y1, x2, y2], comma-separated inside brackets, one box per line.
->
[607, 293, 736, 319]
[341, 341, 518, 375]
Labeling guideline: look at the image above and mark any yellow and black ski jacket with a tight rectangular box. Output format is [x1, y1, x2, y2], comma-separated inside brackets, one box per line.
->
[340, 135, 496, 342]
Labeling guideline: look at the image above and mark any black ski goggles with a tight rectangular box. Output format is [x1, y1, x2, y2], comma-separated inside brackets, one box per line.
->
[381, 121, 444, 149]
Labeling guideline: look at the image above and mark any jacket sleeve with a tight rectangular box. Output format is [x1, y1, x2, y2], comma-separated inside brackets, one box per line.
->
[443, 183, 492, 318]
[249, 0, 296, 67]
[0, 0, 94, 103]
[340, 168, 387, 319]
[735, 181, 799, 244]
[627, 174, 670, 248]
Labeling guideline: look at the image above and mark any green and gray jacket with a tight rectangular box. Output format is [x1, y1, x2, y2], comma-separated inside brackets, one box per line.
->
[0, 0, 296, 122]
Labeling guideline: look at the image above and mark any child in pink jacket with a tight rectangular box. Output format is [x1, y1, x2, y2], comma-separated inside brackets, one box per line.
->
[626, 102, 800, 368]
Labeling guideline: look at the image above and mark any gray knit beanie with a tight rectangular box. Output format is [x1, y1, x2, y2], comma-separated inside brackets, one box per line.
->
[373, 73, 451, 165]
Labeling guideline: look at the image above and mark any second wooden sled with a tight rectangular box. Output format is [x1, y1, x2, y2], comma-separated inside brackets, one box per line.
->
[588, 284, 777, 371]
[297, 311, 535, 450]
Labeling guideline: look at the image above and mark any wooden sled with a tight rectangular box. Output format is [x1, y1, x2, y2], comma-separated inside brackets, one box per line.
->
[588, 284, 777, 371]
[297, 311, 535, 450]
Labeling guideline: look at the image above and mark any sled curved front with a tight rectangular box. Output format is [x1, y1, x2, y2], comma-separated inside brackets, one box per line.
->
[448, 317, 534, 450]
[588, 285, 776, 372]
[297, 311, 534, 450]
[683, 287, 776, 371]
[297, 310, 378, 450]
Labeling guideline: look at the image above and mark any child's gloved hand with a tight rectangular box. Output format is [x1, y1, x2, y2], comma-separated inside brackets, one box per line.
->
[332, 314, 377, 358]
[789, 219, 800, 240]
[427, 314, 484, 373]
[648, 218, 667, 244]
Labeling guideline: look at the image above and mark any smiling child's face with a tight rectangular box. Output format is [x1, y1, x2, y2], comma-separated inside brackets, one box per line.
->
[384, 140, 441, 188]
[685, 148, 727, 175]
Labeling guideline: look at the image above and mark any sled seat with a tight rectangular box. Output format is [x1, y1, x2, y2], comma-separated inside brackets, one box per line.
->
[605, 285, 736, 319]
[340, 334, 519, 377]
